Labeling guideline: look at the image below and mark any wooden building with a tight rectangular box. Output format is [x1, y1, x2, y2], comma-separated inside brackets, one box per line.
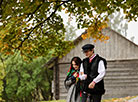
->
[45, 28, 138, 100]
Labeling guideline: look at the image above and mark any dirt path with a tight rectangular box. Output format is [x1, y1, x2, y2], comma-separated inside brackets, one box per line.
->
[128, 96, 138, 102]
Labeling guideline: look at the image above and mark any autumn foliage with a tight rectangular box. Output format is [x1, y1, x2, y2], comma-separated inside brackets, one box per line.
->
[0, 0, 137, 58]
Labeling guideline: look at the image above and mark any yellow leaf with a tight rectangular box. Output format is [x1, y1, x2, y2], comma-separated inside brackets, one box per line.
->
[81, 34, 87, 40]
[104, 41, 107, 43]
[5, 52, 10, 55]
[93, 39, 97, 42]
[65, 10, 68, 14]
[105, 36, 109, 40]
[1, 47, 6, 52]
[62, 8, 65, 10]
[34, 56, 38, 59]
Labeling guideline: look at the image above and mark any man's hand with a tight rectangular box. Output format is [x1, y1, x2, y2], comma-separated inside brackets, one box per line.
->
[88, 81, 96, 89]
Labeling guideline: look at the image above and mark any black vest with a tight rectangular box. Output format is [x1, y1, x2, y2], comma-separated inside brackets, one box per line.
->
[82, 54, 105, 95]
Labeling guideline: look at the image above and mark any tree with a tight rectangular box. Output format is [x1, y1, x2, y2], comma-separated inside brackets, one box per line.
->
[1, 52, 54, 102]
[130, 36, 135, 42]
[0, 0, 138, 58]
[65, 21, 77, 41]
[0, 54, 5, 102]
[108, 11, 128, 37]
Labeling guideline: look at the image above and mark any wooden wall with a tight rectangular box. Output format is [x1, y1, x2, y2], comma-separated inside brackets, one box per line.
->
[59, 28, 138, 63]
[58, 59, 138, 99]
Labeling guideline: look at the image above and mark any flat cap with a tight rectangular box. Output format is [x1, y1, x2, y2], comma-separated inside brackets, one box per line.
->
[82, 44, 95, 52]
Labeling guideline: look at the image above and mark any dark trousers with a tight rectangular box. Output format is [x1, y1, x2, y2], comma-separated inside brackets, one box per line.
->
[82, 92, 102, 102]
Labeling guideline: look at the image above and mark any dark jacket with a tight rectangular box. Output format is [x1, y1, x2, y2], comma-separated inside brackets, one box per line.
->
[64, 71, 81, 102]
[82, 54, 106, 95]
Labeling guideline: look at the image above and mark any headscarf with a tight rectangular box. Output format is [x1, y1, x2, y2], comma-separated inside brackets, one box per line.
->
[66, 66, 80, 83]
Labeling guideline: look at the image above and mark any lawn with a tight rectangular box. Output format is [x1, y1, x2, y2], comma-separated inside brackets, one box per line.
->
[43, 100, 65, 102]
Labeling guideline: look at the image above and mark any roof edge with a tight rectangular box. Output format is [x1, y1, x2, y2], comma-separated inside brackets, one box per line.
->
[106, 27, 138, 47]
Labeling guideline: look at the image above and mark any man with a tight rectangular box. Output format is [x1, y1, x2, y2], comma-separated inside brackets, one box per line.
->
[81, 44, 106, 102]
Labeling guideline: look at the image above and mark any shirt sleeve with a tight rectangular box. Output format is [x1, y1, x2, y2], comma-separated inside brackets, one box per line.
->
[93, 60, 106, 83]
[80, 63, 84, 72]
[79, 63, 87, 80]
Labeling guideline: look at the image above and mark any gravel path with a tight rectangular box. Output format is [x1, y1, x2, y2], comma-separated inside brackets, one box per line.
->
[128, 96, 138, 102]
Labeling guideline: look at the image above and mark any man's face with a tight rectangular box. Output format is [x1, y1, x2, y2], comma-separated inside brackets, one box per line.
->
[84, 49, 94, 58]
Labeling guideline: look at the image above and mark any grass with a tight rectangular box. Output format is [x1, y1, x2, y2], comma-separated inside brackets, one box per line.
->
[43, 96, 137, 102]
[42, 100, 65, 102]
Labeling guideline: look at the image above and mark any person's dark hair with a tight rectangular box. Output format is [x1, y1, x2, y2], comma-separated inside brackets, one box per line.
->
[71, 56, 82, 70]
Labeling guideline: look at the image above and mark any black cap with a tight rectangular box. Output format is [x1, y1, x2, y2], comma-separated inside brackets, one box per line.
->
[82, 44, 95, 52]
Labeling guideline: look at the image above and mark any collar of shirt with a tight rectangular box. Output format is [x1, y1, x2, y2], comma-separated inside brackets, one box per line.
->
[89, 54, 96, 63]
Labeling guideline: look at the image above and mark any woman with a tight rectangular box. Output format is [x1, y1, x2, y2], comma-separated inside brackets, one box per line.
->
[64, 57, 82, 102]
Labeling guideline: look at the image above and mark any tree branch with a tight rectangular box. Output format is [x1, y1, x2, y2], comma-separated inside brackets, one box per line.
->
[26, 4, 43, 22]
[0, 0, 3, 16]
[17, 0, 69, 49]
[0, 55, 5, 68]
[0, 0, 3, 8]
[44, 0, 70, 3]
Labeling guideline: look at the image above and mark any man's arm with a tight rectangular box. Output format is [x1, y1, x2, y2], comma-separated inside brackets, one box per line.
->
[89, 60, 106, 88]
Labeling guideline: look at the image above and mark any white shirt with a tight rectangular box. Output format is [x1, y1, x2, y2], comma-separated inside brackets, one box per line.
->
[79, 57, 106, 83]
[79, 63, 86, 80]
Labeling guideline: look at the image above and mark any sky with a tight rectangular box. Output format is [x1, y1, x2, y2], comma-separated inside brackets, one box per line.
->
[59, 11, 138, 45]
[127, 21, 138, 44]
